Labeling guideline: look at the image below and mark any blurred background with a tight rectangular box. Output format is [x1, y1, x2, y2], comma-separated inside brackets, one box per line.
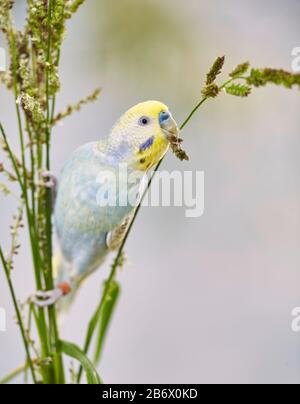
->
[1, 0, 300, 384]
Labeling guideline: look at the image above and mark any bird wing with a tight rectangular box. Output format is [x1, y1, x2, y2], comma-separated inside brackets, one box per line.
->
[54, 142, 135, 271]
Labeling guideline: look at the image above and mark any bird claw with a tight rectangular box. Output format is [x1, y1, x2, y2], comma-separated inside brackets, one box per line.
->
[36, 171, 58, 209]
[32, 288, 63, 307]
[41, 171, 57, 189]
[32, 283, 71, 307]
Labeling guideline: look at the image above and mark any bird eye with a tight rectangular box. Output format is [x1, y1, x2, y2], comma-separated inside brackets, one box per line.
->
[139, 116, 150, 126]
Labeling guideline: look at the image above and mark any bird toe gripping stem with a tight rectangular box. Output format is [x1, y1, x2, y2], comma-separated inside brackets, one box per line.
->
[32, 283, 71, 307]
[41, 170, 57, 189]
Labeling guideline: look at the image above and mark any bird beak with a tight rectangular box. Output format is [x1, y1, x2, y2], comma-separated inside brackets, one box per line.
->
[160, 115, 179, 141]
[159, 111, 189, 161]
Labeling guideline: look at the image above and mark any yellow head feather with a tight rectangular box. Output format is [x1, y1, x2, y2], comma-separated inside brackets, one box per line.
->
[108, 101, 178, 171]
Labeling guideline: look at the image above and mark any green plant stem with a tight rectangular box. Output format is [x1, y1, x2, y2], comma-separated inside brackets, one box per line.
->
[0, 124, 51, 384]
[44, 0, 65, 385]
[10, 33, 43, 288]
[0, 363, 29, 385]
[180, 77, 243, 129]
[0, 247, 37, 384]
[25, 121, 36, 223]
[9, 28, 52, 384]
[51, 50, 61, 124]
[0, 124, 24, 190]
[77, 258, 123, 382]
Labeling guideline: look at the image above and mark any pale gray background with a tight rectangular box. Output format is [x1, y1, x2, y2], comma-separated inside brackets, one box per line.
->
[1, 0, 300, 384]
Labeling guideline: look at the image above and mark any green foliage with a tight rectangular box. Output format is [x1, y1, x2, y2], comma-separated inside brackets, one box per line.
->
[201, 83, 220, 98]
[225, 83, 252, 97]
[0, 0, 99, 385]
[6, 204, 24, 272]
[0, 182, 10, 196]
[58, 340, 102, 385]
[247, 68, 300, 89]
[0, 0, 13, 34]
[67, 0, 86, 16]
[201, 56, 225, 98]
[0, 363, 29, 385]
[205, 55, 225, 85]
[94, 281, 120, 365]
[229, 62, 250, 79]
[201, 57, 300, 102]
[53, 88, 102, 125]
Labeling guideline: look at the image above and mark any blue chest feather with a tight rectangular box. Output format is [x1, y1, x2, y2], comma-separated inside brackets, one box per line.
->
[139, 136, 154, 152]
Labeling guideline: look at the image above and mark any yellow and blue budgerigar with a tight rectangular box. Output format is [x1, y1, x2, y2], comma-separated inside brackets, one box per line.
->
[34, 101, 179, 307]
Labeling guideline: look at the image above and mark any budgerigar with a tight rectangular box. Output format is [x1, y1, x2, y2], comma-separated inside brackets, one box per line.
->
[34, 101, 179, 307]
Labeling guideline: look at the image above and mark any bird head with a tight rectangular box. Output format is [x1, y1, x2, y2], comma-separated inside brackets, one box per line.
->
[109, 101, 179, 171]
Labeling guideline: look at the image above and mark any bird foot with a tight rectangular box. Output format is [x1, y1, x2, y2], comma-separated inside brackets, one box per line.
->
[36, 171, 58, 208]
[41, 170, 57, 190]
[32, 283, 71, 307]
